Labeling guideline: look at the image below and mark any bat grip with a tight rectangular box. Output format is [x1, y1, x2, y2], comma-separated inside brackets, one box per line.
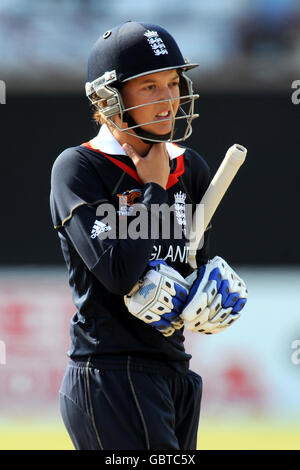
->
[187, 144, 247, 269]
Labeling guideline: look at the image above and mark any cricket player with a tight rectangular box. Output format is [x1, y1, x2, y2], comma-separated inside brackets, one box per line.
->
[50, 21, 248, 450]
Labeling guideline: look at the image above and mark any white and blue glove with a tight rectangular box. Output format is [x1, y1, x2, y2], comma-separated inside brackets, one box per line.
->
[124, 260, 190, 337]
[181, 256, 248, 334]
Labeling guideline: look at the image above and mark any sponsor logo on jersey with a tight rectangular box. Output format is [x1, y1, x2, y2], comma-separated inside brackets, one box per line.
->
[144, 30, 168, 56]
[174, 191, 187, 234]
[117, 189, 142, 216]
[150, 244, 189, 264]
[91, 220, 112, 239]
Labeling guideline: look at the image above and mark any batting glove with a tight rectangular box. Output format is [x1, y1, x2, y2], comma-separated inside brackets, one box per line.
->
[124, 260, 190, 337]
[181, 256, 248, 334]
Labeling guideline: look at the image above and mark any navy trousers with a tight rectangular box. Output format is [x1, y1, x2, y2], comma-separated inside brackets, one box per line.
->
[59, 356, 202, 450]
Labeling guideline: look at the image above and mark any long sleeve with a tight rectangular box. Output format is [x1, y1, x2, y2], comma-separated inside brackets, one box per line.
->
[50, 148, 168, 295]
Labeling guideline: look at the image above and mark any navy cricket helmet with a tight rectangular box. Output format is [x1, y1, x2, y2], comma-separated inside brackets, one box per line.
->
[85, 21, 200, 143]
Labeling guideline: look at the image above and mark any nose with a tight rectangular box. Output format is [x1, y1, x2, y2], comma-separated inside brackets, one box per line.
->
[162, 85, 174, 99]
[157, 86, 178, 107]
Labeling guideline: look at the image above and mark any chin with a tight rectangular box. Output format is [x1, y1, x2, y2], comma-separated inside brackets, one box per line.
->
[143, 124, 172, 135]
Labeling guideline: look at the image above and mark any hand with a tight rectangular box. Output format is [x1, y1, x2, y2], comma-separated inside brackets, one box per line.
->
[124, 260, 190, 337]
[181, 256, 248, 334]
[123, 143, 170, 189]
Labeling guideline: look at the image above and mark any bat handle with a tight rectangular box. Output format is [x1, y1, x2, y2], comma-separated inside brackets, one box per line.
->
[188, 253, 198, 269]
[188, 143, 247, 269]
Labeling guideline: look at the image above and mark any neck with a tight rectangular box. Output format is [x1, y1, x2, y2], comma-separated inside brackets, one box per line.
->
[111, 126, 152, 157]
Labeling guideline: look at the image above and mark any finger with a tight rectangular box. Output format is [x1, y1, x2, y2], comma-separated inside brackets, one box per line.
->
[184, 306, 210, 331]
[209, 306, 232, 323]
[150, 317, 173, 331]
[218, 279, 230, 305]
[208, 267, 223, 290]
[161, 311, 180, 323]
[222, 291, 240, 309]
[181, 291, 208, 322]
[232, 297, 247, 314]
[220, 313, 240, 327]
[122, 143, 140, 166]
[172, 318, 184, 330]
[171, 296, 185, 314]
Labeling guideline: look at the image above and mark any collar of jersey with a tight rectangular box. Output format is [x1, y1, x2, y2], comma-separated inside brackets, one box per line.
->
[89, 124, 186, 160]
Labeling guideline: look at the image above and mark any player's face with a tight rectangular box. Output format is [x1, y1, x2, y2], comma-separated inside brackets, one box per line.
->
[121, 69, 180, 136]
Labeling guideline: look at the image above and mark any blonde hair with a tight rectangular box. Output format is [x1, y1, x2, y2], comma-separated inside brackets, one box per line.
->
[90, 93, 118, 135]
[90, 92, 107, 125]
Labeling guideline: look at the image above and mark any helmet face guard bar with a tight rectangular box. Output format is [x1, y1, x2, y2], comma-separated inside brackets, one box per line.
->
[116, 95, 199, 143]
[86, 71, 199, 143]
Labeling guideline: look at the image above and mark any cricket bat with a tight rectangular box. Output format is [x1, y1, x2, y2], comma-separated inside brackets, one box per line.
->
[188, 144, 247, 269]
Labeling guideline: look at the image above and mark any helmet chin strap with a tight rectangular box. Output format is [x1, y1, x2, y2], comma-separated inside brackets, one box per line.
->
[123, 112, 173, 143]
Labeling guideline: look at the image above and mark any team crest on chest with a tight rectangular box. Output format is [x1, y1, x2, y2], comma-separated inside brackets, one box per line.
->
[144, 30, 168, 56]
[117, 189, 142, 216]
[174, 191, 187, 233]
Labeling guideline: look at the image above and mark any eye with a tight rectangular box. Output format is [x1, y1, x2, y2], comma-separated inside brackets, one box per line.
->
[144, 84, 156, 91]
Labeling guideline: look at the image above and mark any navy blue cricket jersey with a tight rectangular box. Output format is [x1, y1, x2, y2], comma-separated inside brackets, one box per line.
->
[50, 125, 211, 372]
